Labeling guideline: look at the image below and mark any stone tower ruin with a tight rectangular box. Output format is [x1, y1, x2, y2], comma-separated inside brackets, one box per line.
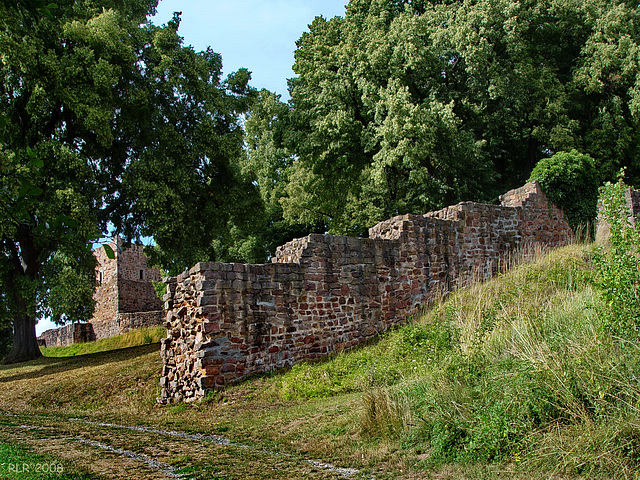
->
[91, 236, 164, 340]
[38, 237, 165, 347]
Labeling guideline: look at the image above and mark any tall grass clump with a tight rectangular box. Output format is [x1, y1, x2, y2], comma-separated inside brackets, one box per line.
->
[394, 181, 640, 477]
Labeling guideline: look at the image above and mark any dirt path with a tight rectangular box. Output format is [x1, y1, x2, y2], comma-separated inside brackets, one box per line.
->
[0, 413, 367, 480]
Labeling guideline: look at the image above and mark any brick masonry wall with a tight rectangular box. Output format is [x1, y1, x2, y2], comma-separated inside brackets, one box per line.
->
[117, 243, 163, 315]
[92, 239, 119, 332]
[91, 310, 165, 340]
[159, 181, 573, 403]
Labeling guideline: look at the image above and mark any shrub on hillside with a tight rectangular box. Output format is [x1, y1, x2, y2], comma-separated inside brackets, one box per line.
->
[529, 150, 599, 230]
[593, 178, 640, 336]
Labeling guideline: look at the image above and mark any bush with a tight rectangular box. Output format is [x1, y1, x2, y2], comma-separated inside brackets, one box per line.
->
[593, 178, 640, 336]
[529, 150, 599, 229]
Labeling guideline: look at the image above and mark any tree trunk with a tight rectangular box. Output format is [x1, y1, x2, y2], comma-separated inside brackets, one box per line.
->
[4, 315, 41, 364]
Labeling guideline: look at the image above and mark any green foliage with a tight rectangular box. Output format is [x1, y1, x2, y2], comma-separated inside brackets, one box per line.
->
[276, 314, 459, 399]
[0, 0, 256, 359]
[41, 251, 97, 324]
[593, 178, 640, 336]
[241, 89, 326, 253]
[153, 281, 166, 301]
[529, 150, 600, 229]
[0, 324, 12, 359]
[250, 0, 640, 236]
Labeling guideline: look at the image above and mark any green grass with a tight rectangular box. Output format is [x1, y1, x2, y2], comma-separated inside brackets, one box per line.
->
[271, 243, 640, 478]
[2, 242, 639, 479]
[41, 326, 166, 357]
[0, 442, 99, 479]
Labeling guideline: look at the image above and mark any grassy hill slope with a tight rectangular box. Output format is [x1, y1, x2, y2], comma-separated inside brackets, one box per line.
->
[1, 243, 638, 479]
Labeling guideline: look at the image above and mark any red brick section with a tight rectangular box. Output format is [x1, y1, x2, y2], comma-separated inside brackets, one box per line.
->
[159, 181, 573, 403]
[92, 238, 119, 335]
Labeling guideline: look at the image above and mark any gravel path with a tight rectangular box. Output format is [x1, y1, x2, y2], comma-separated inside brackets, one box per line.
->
[1, 413, 369, 480]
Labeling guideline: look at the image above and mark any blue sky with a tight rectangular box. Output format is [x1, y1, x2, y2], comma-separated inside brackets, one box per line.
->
[37, 0, 347, 336]
[152, 0, 348, 100]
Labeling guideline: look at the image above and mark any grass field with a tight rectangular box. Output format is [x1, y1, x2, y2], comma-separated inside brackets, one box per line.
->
[0, 243, 638, 479]
[41, 326, 166, 358]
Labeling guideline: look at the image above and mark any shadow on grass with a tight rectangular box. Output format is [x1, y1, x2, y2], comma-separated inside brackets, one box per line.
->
[0, 343, 160, 384]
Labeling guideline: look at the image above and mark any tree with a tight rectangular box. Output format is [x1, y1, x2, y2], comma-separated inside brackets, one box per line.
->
[276, 0, 640, 235]
[241, 89, 326, 255]
[529, 150, 599, 230]
[0, 0, 254, 362]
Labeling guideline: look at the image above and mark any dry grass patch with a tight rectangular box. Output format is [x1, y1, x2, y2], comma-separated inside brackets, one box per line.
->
[0, 343, 161, 415]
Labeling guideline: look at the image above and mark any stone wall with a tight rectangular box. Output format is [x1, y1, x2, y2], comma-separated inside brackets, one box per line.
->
[38, 323, 95, 348]
[90, 237, 163, 341]
[39, 311, 164, 348]
[596, 187, 640, 244]
[117, 243, 163, 314]
[91, 311, 165, 340]
[159, 181, 573, 403]
[92, 239, 119, 332]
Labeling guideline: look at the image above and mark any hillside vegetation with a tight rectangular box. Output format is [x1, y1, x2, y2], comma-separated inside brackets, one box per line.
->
[1, 183, 639, 479]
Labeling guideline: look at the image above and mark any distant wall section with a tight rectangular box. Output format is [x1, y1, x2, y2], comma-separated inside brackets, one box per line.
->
[38, 323, 95, 348]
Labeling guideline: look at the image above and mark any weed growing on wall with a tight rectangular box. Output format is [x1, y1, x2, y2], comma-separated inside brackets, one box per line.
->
[593, 178, 640, 336]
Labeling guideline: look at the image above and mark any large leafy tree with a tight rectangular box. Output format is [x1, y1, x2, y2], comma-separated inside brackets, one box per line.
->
[0, 0, 254, 362]
[273, 0, 640, 235]
[242, 90, 327, 255]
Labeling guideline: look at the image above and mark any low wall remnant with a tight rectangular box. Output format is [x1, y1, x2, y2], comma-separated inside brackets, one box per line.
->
[38, 323, 95, 348]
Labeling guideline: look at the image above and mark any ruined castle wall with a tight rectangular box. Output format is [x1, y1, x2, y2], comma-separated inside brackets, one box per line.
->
[90, 310, 165, 340]
[117, 311, 165, 333]
[91, 239, 119, 336]
[159, 181, 573, 403]
[118, 279, 163, 314]
[38, 323, 95, 348]
[90, 239, 163, 340]
[117, 243, 163, 315]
